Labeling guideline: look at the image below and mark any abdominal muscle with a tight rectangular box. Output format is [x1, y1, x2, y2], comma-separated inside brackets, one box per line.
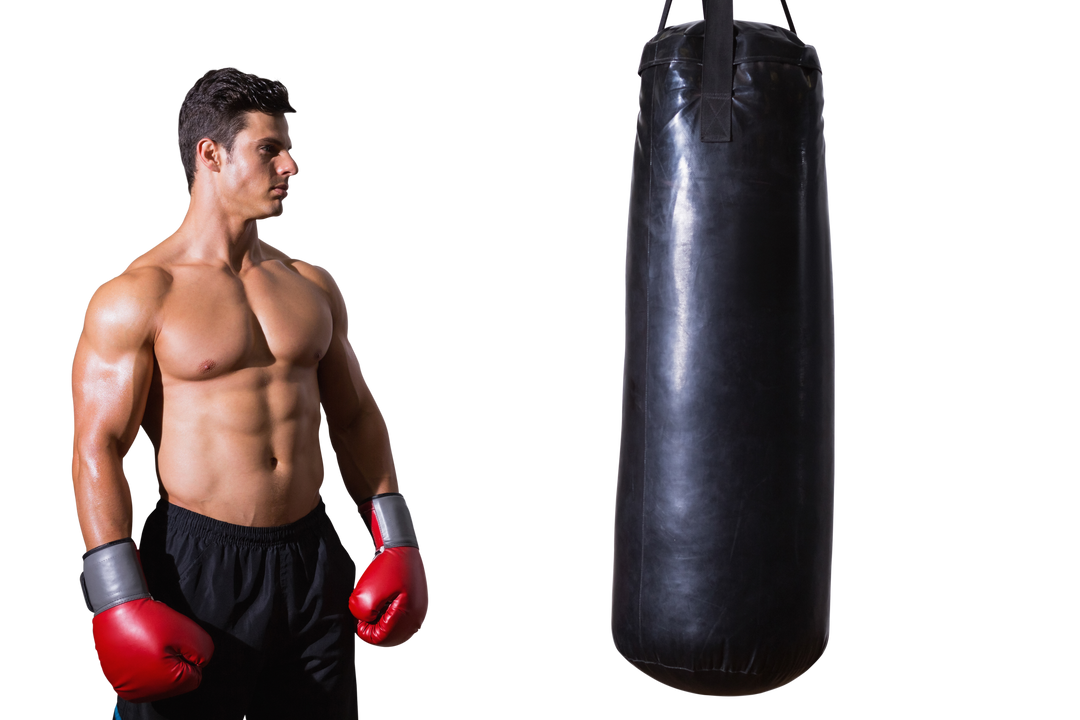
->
[149, 365, 326, 527]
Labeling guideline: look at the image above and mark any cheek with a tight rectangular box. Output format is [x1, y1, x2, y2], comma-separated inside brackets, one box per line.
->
[224, 162, 259, 190]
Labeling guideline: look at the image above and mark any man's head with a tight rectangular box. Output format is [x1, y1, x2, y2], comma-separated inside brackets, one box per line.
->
[178, 68, 295, 192]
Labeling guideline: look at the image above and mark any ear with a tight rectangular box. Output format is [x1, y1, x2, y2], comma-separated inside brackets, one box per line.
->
[195, 137, 224, 175]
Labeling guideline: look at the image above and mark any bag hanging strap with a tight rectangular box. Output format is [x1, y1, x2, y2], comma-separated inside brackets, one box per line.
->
[700, 0, 735, 142]
[657, 0, 674, 33]
[777, 0, 803, 34]
[643, 1, 799, 35]
[643, 2, 799, 143]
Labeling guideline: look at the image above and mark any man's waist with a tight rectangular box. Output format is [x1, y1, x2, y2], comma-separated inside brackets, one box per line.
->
[152, 497, 329, 545]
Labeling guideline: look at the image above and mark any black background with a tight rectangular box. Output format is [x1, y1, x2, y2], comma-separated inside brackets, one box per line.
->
[52, 2, 859, 716]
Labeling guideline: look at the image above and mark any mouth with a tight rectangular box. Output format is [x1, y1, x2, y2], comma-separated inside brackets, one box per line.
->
[271, 185, 289, 199]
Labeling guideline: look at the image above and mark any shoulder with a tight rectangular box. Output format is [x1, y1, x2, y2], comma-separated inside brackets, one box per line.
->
[82, 264, 173, 350]
[292, 260, 340, 296]
[275, 251, 347, 311]
[296, 261, 349, 330]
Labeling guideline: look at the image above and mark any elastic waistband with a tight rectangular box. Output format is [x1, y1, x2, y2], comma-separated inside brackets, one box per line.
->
[155, 499, 330, 546]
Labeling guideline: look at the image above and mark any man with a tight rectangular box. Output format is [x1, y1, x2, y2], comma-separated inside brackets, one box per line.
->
[72, 68, 428, 720]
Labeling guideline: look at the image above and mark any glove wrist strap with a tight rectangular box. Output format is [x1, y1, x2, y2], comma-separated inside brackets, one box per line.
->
[81, 538, 151, 615]
[359, 493, 419, 551]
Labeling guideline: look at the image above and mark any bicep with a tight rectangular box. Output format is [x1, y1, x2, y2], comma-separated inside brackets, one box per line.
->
[72, 289, 156, 458]
[308, 264, 379, 429]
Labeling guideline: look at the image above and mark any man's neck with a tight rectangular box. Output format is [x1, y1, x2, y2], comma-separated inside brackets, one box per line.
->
[173, 191, 265, 273]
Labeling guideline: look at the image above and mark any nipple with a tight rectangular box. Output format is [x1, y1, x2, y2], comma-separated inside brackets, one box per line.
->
[199, 359, 217, 374]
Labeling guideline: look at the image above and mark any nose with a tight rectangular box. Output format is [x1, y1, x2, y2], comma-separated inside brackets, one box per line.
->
[280, 151, 302, 179]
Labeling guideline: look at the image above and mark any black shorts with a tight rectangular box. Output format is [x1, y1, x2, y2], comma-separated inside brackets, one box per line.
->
[115, 500, 358, 720]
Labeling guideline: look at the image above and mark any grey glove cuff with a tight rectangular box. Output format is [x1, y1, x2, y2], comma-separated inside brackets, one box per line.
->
[80, 538, 152, 615]
[366, 493, 419, 550]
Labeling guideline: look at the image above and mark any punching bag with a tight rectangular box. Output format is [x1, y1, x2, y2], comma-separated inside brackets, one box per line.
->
[612, 0, 833, 696]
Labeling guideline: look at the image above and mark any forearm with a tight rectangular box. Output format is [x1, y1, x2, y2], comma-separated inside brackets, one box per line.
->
[73, 440, 134, 551]
[331, 406, 399, 506]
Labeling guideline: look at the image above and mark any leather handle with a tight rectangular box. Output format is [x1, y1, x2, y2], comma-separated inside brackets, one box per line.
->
[658, 0, 796, 34]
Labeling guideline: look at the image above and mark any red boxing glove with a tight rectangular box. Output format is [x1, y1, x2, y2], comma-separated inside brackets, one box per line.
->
[82, 539, 214, 702]
[349, 493, 428, 646]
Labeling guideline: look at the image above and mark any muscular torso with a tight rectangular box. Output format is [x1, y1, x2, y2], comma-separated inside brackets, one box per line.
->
[140, 247, 333, 526]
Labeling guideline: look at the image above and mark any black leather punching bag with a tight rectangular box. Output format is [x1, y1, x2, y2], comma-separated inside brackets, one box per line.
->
[612, 0, 833, 696]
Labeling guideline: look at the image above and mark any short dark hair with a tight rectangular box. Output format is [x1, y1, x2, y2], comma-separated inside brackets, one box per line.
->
[178, 68, 296, 191]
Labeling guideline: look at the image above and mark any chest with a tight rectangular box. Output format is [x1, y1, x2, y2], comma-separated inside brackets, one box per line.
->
[155, 264, 333, 381]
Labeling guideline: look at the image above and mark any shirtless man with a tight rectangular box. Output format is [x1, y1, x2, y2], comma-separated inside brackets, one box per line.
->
[72, 68, 427, 720]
